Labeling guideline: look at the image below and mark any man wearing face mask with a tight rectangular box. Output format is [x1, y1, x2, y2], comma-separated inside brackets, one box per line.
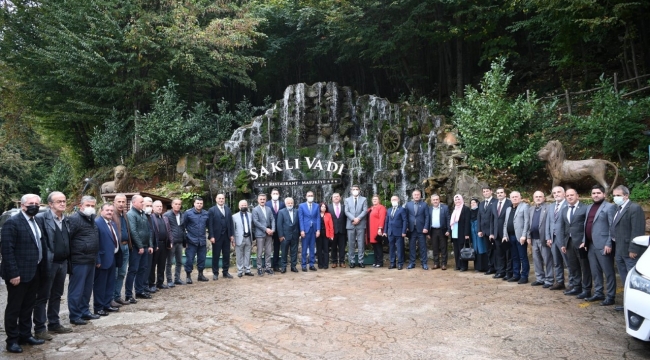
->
[277, 197, 301, 273]
[299, 191, 320, 271]
[611, 185, 647, 311]
[383, 195, 408, 270]
[328, 193, 347, 268]
[125, 195, 153, 302]
[67, 196, 100, 325]
[253, 193, 276, 275]
[142, 197, 158, 294]
[148, 201, 173, 290]
[232, 200, 254, 277]
[345, 185, 368, 268]
[265, 188, 285, 272]
[1, 194, 48, 353]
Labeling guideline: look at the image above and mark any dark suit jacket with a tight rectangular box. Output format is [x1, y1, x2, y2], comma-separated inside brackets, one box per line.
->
[298, 202, 320, 233]
[451, 206, 472, 241]
[207, 205, 234, 240]
[36, 210, 67, 273]
[477, 198, 497, 235]
[1, 212, 47, 282]
[561, 202, 588, 248]
[384, 206, 408, 236]
[490, 199, 512, 239]
[266, 200, 286, 220]
[94, 217, 123, 269]
[277, 207, 301, 242]
[328, 203, 347, 235]
[429, 204, 451, 232]
[113, 209, 133, 250]
[611, 201, 646, 255]
[405, 201, 430, 233]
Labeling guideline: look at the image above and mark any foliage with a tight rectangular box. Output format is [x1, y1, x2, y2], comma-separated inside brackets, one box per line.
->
[451, 58, 554, 177]
[38, 159, 73, 201]
[90, 110, 133, 167]
[630, 182, 650, 203]
[180, 192, 202, 211]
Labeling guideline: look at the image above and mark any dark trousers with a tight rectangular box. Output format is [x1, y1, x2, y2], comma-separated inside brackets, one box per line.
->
[280, 236, 299, 269]
[408, 231, 428, 266]
[331, 232, 346, 264]
[212, 234, 231, 275]
[430, 228, 448, 266]
[184, 243, 207, 273]
[588, 245, 616, 298]
[567, 238, 591, 292]
[34, 260, 67, 333]
[372, 241, 384, 266]
[149, 242, 168, 286]
[271, 231, 281, 268]
[5, 271, 40, 344]
[452, 238, 468, 270]
[510, 235, 529, 279]
[68, 263, 95, 321]
[495, 236, 512, 276]
[485, 236, 496, 272]
[614, 242, 637, 287]
[388, 235, 405, 266]
[125, 250, 148, 298]
[93, 261, 116, 312]
[316, 233, 330, 267]
[166, 243, 184, 282]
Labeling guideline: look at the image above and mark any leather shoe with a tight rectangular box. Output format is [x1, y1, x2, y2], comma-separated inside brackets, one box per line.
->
[126, 297, 138, 304]
[281, 268, 286, 273]
[290, 267, 298, 273]
[564, 288, 581, 296]
[105, 306, 119, 312]
[273, 267, 281, 272]
[549, 283, 565, 290]
[349, 263, 356, 269]
[70, 318, 87, 325]
[167, 282, 175, 288]
[586, 295, 605, 302]
[197, 273, 209, 281]
[81, 313, 100, 320]
[34, 331, 53, 341]
[517, 278, 528, 284]
[600, 298, 615, 306]
[174, 279, 185, 285]
[213, 274, 219, 280]
[185, 276, 193, 284]
[407, 264, 415, 269]
[493, 273, 505, 279]
[614, 305, 624, 311]
[115, 298, 130, 305]
[503, 276, 512, 281]
[135, 293, 152, 299]
[576, 291, 590, 300]
[6, 343, 23, 353]
[432, 264, 439, 269]
[398, 265, 403, 270]
[156, 284, 169, 289]
[340, 263, 346, 268]
[507, 277, 520, 282]
[389, 264, 395, 269]
[542, 283, 552, 288]
[266, 269, 274, 275]
[223, 272, 234, 279]
[148, 286, 157, 293]
[358, 263, 365, 268]
[110, 300, 123, 308]
[459, 268, 467, 272]
[49, 325, 73, 333]
[422, 265, 429, 270]
[309, 266, 317, 271]
[302, 267, 307, 272]
[258, 269, 264, 276]
[441, 265, 447, 270]
[332, 264, 338, 268]
[245, 272, 255, 276]
[530, 281, 544, 286]
[484, 270, 496, 275]
[95, 310, 109, 316]
[19, 336, 45, 346]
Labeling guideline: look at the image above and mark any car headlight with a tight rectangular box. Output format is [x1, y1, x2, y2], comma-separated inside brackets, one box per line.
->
[629, 268, 650, 295]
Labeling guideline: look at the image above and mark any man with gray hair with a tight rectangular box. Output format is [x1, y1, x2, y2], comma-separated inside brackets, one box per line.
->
[125, 195, 153, 302]
[277, 197, 301, 273]
[164, 198, 185, 286]
[149, 200, 172, 289]
[67, 196, 100, 325]
[112, 194, 132, 305]
[526, 191, 553, 287]
[232, 200, 254, 277]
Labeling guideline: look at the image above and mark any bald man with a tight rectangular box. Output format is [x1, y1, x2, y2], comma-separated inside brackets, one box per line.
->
[526, 191, 553, 287]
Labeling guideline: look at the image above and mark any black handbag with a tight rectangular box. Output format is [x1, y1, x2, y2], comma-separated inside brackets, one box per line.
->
[459, 243, 476, 261]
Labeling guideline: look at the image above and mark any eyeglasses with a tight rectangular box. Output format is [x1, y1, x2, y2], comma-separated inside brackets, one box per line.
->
[52, 200, 67, 204]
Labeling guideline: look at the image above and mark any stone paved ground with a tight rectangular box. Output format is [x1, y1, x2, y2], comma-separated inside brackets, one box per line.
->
[1, 262, 649, 359]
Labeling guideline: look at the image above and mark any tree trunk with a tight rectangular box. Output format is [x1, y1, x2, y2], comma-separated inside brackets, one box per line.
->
[456, 18, 463, 97]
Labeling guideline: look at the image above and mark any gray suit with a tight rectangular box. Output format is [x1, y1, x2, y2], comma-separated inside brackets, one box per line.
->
[252, 205, 275, 270]
[583, 201, 616, 298]
[232, 211, 253, 275]
[546, 200, 568, 285]
[611, 200, 646, 285]
[561, 202, 590, 292]
[344, 196, 368, 264]
[502, 203, 530, 240]
[526, 204, 553, 285]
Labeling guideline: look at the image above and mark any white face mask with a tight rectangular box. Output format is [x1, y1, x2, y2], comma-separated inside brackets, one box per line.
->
[306, 196, 314, 203]
[352, 190, 359, 197]
[471, 206, 478, 210]
[391, 201, 399, 207]
[144, 207, 152, 215]
[613, 196, 625, 206]
[82, 207, 96, 216]
[271, 194, 279, 201]
[286, 206, 293, 210]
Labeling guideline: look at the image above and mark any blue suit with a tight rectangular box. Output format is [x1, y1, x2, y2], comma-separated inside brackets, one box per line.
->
[266, 200, 286, 268]
[298, 202, 320, 268]
[94, 217, 122, 313]
[384, 206, 408, 266]
[277, 207, 300, 269]
[404, 201, 431, 267]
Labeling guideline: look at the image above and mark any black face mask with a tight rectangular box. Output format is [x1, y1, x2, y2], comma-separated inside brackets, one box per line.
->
[25, 204, 39, 216]
[240, 207, 248, 212]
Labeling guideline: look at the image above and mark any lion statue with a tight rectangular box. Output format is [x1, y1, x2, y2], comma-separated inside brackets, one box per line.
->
[182, 172, 202, 191]
[101, 165, 128, 194]
[537, 140, 618, 194]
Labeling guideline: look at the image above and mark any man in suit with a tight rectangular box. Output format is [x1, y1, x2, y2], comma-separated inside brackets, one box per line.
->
[560, 188, 591, 299]
[546, 186, 568, 290]
[277, 197, 301, 273]
[383, 195, 408, 270]
[252, 193, 276, 275]
[477, 186, 497, 275]
[164, 198, 185, 286]
[33, 191, 72, 341]
[208, 193, 235, 280]
[112, 194, 132, 305]
[582, 185, 617, 306]
[67, 196, 100, 325]
[404, 189, 430, 270]
[149, 201, 173, 289]
[328, 193, 347, 268]
[299, 191, 320, 271]
[501, 191, 529, 283]
[231, 200, 254, 277]
[182, 197, 209, 283]
[93, 203, 122, 316]
[345, 185, 368, 268]
[527, 191, 553, 287]
[125, 195, 154, 301]
[266, 188, 285, 272]
[1, 194, 47, 353]
[611, 185, 647, 311]
[428, 194, 450, 270]
[489, 187, 512, 278]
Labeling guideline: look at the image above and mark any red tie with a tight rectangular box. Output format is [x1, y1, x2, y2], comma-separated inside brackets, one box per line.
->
[497, 202, 502, 216]
[274, 201, 278, 213]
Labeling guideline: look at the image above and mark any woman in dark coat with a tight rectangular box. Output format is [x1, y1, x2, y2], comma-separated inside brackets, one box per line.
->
[470, 198, 488, 272]
[450, 194, 472, 271]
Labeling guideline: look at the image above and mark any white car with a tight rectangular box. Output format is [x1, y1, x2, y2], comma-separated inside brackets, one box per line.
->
[625, 236, 650, 341]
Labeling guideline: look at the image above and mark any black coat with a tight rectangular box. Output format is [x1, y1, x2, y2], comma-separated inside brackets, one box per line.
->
[451, 206, 472, 242]
[0, 212, 48, 282]
[67, 211, 99, 265]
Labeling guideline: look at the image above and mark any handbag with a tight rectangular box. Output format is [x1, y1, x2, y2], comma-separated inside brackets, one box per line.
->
[459, 242, 476, 261]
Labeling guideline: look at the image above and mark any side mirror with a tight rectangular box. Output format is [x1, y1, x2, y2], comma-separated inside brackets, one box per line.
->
[631, 236, 650, 247]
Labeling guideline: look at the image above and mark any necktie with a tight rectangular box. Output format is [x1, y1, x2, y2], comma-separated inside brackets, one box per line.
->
[335, 205, 340, 218]
[497, 202, 502, 216]
[354, 198, 357, 211]
[274, 201, 278, 213]
[569, 205, 575, 223]
[614, 206, 622, 222]
[391, 207, 396, 218]
[485, 200, 488, 210]
[219, 206, 224, 216]
[309, 203, 312, 212]
[289, 209, 294, 223]
[29, 217, 42, 263]
[107, 221, 118, 248]
[554, 203, 560, 221]
[242, 212, 249, 234]
[414, 202, 419, 215]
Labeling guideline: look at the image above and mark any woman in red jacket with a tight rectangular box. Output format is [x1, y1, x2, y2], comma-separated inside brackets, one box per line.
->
[368, 195, 387, 267]
[317, 202, 334, 269]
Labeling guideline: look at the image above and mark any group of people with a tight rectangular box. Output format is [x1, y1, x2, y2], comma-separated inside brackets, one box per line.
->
[1, 183, 647, 354]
